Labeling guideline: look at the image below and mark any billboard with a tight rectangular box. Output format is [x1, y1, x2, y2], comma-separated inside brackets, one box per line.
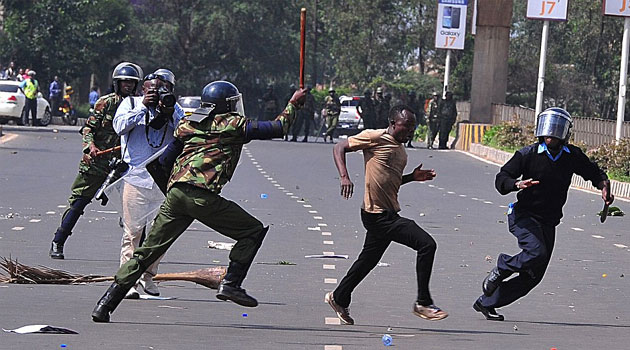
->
[603, 0, 630, 17]
[435, 0, 469, 50]
[527, 0, 569, 21]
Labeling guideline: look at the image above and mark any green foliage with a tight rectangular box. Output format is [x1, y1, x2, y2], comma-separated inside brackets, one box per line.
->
[75, 103, 91, 119]
[413, 124, 428, 142]
[587, 139, 630, 182]
[482, 119, 534, 153]
[0, 0, 131, 93]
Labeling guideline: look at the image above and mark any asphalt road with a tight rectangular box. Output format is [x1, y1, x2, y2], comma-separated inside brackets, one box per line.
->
[0, 127, 628, 350]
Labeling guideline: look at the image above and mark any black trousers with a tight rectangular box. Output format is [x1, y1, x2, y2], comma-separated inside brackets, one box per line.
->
[438, 118, 455, 148]
[333, 210, 437, 308]
[25, 98, 38, 125]
[480, 208, 556, 309]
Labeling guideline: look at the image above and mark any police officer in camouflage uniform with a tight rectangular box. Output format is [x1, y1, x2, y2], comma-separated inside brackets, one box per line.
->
[91, 81, 307, 323]
[49, 62, 141, 259]
[323, 87, 341, 143]
[405, 90, 424, 148]
[438, 91, 457, 150]
[425, 92, 440, 150]
[290, 85, 315, 142]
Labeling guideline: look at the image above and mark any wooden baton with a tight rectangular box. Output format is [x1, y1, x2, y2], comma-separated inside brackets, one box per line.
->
[299, 8, 306, 89]
[95, 145, 121, 157]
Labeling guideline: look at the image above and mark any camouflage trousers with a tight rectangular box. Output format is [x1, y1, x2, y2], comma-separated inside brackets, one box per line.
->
[115, 183, 264, 288]
[325, 113, 339, 138]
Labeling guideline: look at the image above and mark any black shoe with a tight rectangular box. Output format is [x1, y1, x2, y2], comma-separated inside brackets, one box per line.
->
[482, 267, 510, 297]
[216, 281, 258, 307]
[301, 137, 308, 142]
[290, 137, 297, 142]
[49, 242, 64, 259]
[473, 299, 504, 321]
[407, 143, 414, 148]
[92, 282, 128, 323]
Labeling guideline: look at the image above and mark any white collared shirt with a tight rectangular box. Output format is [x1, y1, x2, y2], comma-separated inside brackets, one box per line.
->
[113, 96, 184, 189]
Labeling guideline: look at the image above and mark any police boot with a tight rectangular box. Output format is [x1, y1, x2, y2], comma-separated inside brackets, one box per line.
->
[216, 262, 258, 307]
[482, 267, 512, 297]
[91, 282, 128, 323]
[216, 227, 269, 307]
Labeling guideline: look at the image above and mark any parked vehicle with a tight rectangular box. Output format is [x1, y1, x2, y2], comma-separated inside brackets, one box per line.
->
[336, 95, 363, 136]
[0, 80, 52, 126]
[177, 96, 201, 116]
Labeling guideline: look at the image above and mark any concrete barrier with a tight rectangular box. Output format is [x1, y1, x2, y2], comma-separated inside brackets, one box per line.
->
[468, 143, 630, 200]
[455, 123, 492, 151]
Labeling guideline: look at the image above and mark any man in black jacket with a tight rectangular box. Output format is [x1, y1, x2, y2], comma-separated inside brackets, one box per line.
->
[473, 107, 614, 321]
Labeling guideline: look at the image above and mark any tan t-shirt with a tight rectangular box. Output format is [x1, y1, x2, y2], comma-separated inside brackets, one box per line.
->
[348, 129, 407, 213]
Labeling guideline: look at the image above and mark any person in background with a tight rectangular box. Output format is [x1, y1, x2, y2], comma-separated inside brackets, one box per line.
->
[19, 70, 40, 126]
[89, 86, 100, 109]
[49, 76, 62, 117]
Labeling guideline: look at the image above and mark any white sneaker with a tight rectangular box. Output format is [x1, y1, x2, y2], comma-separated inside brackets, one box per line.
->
[125, 286, 140, 299]
[139, 275, 160, 296]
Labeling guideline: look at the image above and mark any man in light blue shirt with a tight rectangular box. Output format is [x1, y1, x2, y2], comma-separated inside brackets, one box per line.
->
[89, 86, 100, 108]
[113, 68, 184, 298]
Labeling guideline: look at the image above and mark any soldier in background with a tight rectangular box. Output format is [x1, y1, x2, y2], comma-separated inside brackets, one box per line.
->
[49, 62, 141, 259]
[283, 84, 297, 140]
[260, 84, 278, 121]
[405, 90, 423, 148]
[357, 89, 376, 130]
[425, 92, 440, 150]
[323, 87, 341, 143]
[374, 88, 389, 129]
[291, 85, 315, 142]
[438, 91, 457, 150]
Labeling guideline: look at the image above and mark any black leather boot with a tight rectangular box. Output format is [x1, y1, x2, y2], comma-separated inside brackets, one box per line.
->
[216, 262, 258, 307]
[473, 298, 504, 321]
[482, 267, 512, 297]
[92, 282, 128, 323]
[49, 241, 65, 259]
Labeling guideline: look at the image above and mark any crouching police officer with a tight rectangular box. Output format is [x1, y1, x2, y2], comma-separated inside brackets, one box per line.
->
[473, 108, 613, 321]
[92, 81, 306, 322]
[49, 62, 142, 259]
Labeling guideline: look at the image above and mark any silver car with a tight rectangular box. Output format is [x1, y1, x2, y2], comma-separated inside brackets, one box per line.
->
[336, 95, 364, 136]
[0, 80, 52, 126]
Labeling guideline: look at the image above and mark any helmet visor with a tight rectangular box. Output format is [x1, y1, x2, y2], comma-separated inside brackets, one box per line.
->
[228, 93, 244, 116]
[535, 113, 571, 140]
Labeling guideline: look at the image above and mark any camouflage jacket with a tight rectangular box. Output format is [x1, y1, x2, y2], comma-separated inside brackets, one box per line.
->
[79, 92, 123, 175]
[426, 99, 439, 121]
[439, 99, 457, 121]
[168, 103, 296, 193]
[324, 95, 340, 115]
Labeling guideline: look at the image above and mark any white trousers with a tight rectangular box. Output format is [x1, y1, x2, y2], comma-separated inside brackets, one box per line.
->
[121, 182, 164, 278]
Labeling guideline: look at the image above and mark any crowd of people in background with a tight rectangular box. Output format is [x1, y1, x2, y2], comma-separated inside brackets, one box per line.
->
[259, 83, 457, 149]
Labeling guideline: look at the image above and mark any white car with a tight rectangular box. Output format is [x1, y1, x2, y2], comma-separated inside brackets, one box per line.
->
[336, 95, 363, 135]
[177, 96, 201, 117]
[0, 80, 52, 126]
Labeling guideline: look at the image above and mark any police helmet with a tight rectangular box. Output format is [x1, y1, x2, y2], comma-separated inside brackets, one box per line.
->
[408, 90, 416, 97]
[27, 70, 36, 76]
[376, 87, 383, 94]
[328, 86, 335, 93]
[152, 69, 176, 86]
[201, 80, 244, 115]
[535, 107, 573, 142]
[112, 63, 140, 94]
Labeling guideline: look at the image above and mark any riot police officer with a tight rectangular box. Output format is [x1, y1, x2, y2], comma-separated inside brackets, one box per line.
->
[49, 62, 141, 259]
[91, 81, 306, 322]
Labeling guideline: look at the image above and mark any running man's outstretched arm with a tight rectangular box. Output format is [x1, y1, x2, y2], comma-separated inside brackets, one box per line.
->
[333, 139, 354, 199]
[402, 163, 436, 185]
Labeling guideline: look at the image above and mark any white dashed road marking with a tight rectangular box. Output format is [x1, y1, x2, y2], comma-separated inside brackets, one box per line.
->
[571, 227, 584, 232]
[324, 278, 338, 284]
[323, 264, 335, 270]
[592, 235, 605, 239]
[325, 318, 341, 325]
[322, 232, 332, 236]
[613, 244, 628, 248]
